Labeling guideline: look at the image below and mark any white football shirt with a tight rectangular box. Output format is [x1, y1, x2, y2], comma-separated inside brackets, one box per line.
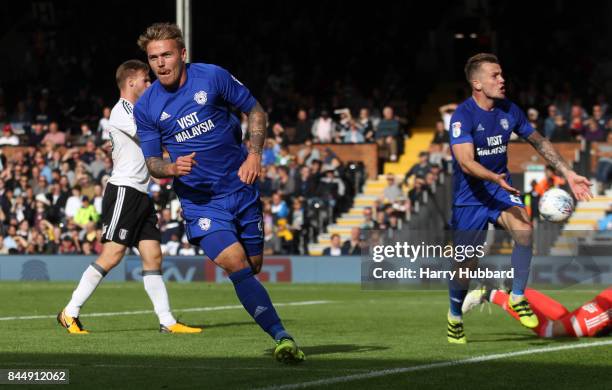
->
[107, 98, 150, 193]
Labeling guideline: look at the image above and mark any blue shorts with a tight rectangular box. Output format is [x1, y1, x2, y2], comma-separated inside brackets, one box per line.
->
[451, 192, 524, 246]
[183, 186, 263, 259]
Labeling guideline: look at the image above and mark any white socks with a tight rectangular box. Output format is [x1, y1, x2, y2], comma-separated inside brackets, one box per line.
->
[143, 273, 176, 327]
[65, 265, 176, 327]
[65, 264, 106, 317]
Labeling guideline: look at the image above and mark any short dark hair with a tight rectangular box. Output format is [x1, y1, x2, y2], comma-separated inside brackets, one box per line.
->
[115, 60, 150, 89]
[464, 53, 499, 83]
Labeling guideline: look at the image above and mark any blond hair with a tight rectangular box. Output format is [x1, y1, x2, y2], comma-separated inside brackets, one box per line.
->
[464, 53, 499, 83]
[115, 60, 149, 89]
[137, 22, 185, 51]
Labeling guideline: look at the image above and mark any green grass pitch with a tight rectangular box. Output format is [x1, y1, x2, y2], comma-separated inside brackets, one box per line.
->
[0, 282, 610, 389]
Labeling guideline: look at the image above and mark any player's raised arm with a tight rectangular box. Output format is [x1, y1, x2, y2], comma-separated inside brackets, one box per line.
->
[525, 131, 592, 201]
[452, 142, 520, 195]
[238, 101, 266, 184]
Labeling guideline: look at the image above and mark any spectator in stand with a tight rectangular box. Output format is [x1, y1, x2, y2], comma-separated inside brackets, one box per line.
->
[271, 192, 289, 220]
[527, 108, 542, 134]
[311, 110, 336, 143]
[296, 139, 320, 166]
[361, 206, 379, 230]
[262, 139, 279, 167]
[29, 122, 46, 146]
[439, 103, 457, 131]
[96, 155, 113, 183]
[592, 105, 608, 132]
[270, 122, 289, 147]
[292, 109, 312, 144]
[258, 166, 275, 197]
[343, 120, 365, 143]
[335, 108, 352, 142]
[342, 227, 363, 255]
[403, 151, 431, 186]
[568, 104, 586, 138]
[534, 165, 566, 196]
[97, 107, 112, 143]
[550, 114, 569, 141]
[164, 233, 180, 256]
[64, 185, 83, 220]
[376, 106, 400, 162]
[80, 140, 97, 165]
[322, 233, 345, 256]
[383, 174, 402, 203]
[73, 196, 100, 227]
[41, 121, 66, 146]
[0, 125, 19, 146]
[277, 166, 296, 198]
[543, 105, 557, 139]
[430, 120, 450, 166]
[357, 108, 375, 142]
[408, 177, 427, 204]
[295, 165, 318, 198]
[289, 197, 304, 253]
[75, 122, 94, 145]
[583, 118, 606, 142]
[178, 238, 196, 256]
[0, 236, 9, 254]
[92, 184, 103, 215]
[597, 206, 612, 231]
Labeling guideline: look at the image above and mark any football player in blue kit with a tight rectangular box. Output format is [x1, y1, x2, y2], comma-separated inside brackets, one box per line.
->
[133, 23, 304, 363]
[446, 53, 593, 344]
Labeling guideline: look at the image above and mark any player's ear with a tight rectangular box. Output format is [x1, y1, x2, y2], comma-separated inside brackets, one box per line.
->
[180, 47, 187, 62]
[472, 78, 482, 92]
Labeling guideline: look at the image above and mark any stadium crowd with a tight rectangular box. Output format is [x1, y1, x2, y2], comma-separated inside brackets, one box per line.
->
[0, 95, 418, 256]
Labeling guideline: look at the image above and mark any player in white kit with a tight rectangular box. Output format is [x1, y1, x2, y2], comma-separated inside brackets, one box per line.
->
[57, 60, 201, 334]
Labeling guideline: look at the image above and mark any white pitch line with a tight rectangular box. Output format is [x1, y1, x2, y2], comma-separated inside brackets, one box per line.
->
[0, 300, 331, 321]
[257, 340, 612, 390]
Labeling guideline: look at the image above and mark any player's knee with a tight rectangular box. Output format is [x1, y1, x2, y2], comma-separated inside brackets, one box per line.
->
[249, 255, 263, 274]
[514, 224, 533, 246]
[214, 243, 250, 274]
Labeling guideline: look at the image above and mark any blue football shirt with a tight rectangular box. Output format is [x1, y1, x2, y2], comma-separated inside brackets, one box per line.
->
[449, 97, 534, 206]
[134, 63, 257, 211]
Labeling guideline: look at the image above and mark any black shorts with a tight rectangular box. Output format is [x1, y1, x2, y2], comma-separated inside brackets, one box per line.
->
[101, 183, 161, 246]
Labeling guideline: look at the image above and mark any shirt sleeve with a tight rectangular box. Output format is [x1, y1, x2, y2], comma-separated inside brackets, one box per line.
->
[109, 112, 137, 138]
[212, 65, 257, 113]
[134, 102, 163, 158]
[513, 104, 535, 139]
[448, 109, 473, 145]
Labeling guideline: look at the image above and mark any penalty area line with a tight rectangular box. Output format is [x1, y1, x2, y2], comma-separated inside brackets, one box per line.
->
[0, 300, 332, 321]
[258, 339, 612, 390]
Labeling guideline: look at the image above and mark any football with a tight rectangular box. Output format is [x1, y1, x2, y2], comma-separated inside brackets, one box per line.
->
[539, 188, 575, 222]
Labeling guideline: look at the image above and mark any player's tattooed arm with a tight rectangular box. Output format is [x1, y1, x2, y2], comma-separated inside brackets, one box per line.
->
[525, 131, 593, 201]
[146, 153, 196, 178]
[525, 132, 571, 175]
[247, 101, 266, 155]
[238, 101, 266, 184]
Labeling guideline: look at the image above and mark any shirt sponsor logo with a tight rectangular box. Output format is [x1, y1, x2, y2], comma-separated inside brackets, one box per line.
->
[194, 90, 208, 105]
